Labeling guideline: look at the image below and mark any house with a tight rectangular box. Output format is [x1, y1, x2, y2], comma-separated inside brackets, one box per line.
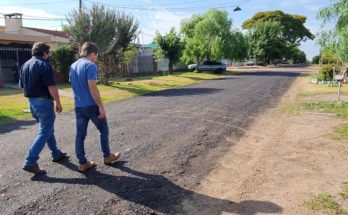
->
[0, 13, 69, 87]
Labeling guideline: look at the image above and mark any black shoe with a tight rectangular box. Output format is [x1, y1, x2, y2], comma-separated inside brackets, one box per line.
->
[22, 164, 47, 175]
[52, 152, 69, 162]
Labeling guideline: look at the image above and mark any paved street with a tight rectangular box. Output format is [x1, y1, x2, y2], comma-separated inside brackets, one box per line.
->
[0, 68, 302, 215]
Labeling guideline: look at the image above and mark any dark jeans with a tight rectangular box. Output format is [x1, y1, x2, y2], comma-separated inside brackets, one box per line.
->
[25, 98, 62, 166]
[75, 105, 110, 164]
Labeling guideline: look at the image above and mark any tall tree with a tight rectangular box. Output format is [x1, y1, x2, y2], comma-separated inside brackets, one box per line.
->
[242, 10, 314, 44]
[154, 28, 184, 75]
[65, 4, 138, 84]
[180, 9, 248, 64]
[319, 0, 348, 64]
[248, 21, 287, 64]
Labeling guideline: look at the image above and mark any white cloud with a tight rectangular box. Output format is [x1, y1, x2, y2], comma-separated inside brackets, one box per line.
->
[0, 6, 65, 30]
[138, 7, 190, 44]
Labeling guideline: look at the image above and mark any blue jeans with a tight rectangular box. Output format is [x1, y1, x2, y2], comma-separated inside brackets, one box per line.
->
[25, 98, 62, 166]
[75, 105, 110, 165]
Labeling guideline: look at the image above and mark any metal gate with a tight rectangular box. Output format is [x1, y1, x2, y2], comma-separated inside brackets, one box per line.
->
[0, 46, 32, 83]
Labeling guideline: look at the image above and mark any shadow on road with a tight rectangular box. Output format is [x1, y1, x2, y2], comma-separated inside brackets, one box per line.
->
[144, 88, 223, 97]
[31, 161, 282, 215]
[0, 119, 36, 134]
[236, 71, 300, 77]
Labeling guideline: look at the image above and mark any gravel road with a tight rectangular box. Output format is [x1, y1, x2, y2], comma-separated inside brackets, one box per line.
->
[0, 68, 301, 215]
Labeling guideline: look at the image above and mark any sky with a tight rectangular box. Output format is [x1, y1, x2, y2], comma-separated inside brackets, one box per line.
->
[0, 0, 334, 60]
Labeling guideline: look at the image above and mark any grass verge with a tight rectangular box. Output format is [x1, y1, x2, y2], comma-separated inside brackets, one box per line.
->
[302, 101, 348, 117]
[304, 194, 348, 215]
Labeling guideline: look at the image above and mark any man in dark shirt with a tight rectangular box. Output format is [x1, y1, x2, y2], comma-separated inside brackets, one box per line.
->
[19, 42, 68, 175]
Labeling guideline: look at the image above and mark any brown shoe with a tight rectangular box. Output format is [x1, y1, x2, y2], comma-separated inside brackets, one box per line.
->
[22, 164, 47, 175]
[78, 161, 97, 172]
[52, 152, 69, 162]
[104, 152, 121, 165]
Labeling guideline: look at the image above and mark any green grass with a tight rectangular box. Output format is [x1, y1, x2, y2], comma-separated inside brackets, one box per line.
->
[0, 71, 223, 126]
[302, 101, 348, 117]
[340, 183, 348, 200]
[304, 194, 348, 215]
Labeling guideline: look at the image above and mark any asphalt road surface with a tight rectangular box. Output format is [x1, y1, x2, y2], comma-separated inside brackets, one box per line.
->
[0, 68, 302, 215]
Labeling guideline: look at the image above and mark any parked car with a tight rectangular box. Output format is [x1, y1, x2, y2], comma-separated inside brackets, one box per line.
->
[188, 60, 227, 73]
[246, 59, 255, 66]
[281, 59, 289, 64]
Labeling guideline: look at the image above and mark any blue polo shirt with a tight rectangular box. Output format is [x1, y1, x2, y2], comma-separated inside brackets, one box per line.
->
[69, 58, 98, 107]
[19, 56, 56, 98]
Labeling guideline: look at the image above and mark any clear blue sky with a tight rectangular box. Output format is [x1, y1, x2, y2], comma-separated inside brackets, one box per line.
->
[0, 0, 333, 60]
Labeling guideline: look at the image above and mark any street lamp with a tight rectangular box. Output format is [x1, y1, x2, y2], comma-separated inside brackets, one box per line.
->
[233, 6, 242, 12]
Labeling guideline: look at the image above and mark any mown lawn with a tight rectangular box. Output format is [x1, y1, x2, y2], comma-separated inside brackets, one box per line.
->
[0, 71, 224, 126]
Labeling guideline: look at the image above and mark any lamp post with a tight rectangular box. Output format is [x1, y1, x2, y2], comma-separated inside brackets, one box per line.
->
[233, 6, 242, 12]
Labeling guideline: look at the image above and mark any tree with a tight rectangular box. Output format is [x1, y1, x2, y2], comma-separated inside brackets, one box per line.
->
[319, 0, 348, 63]
[154, 28, 184, 75]
[180, 9, 248, 64]
[312, 55, 320, 64]
[121, 44, 138, 76]
[242, 10, 314, 44]
[290, 47, 307, 64]
[65, 4, 138, 84]
[50, 44, 75, 82]
[248, 21, 287, 64]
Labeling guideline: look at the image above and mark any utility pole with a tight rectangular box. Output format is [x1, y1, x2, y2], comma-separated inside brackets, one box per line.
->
[79, 0, 82, 13]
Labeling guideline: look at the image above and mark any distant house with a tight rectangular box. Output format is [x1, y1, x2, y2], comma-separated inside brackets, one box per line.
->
[0, 13, 69, 87]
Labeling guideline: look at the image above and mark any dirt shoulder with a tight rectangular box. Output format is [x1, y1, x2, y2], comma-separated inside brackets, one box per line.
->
[189, 66, 348, 215]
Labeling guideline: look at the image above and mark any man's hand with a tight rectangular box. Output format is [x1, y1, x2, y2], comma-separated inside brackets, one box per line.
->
[98, 105, 106, 119]
[56, 103, 62, 113]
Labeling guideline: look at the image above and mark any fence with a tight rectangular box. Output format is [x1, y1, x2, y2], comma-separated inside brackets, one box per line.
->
[0, 46, 32, 84]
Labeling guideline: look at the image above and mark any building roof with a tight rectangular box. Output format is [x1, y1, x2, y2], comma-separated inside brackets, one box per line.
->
[142, 43, 157, 49]
[24, 27, 69, 39]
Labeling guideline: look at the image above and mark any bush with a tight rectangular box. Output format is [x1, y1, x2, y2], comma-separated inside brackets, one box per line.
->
[51, 44, 75, 82]
[317, 64, 334, 81]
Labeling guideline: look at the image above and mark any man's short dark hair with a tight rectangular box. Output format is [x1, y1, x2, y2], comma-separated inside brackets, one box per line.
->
[80, 42, 99, 57]
[32, 42, 50, 57]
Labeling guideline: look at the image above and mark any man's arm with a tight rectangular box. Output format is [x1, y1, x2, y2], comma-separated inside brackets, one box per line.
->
[48, 86, 62, 113]
[88, 80, 105, 119]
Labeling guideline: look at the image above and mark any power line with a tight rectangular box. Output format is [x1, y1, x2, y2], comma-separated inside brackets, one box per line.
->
[84, 0, 240, 12]
[0, 13, 66, 21]
[0, 0, 76, 6]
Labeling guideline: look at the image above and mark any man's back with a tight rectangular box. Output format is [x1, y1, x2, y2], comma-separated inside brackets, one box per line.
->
[70, 58, 98, 108]
[20, 56, 55, 98]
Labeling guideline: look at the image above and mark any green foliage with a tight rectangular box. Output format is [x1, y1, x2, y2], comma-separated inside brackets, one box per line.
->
[65, 4, 138, 83]
[180, 9, 248, 64]
[312, 55, 321, 64]
[318, 64, 335, 81]
[122, 45, 137, 64]
[247, 21, 287, 64]
[242, 10, 314, 44]
[319, 0, 348, 63]
[50, 44, 75, 82]
[289, 46, 307, 64]
[304, 194, 348, 215]
[154, 28, 184, 75]
[321, 45, 339, 64]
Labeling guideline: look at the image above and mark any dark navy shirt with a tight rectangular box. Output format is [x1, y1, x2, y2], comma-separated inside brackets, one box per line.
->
[19, 56, 56, 98]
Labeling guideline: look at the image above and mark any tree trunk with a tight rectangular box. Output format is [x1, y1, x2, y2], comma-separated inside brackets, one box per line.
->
[168, 60, 174, 75]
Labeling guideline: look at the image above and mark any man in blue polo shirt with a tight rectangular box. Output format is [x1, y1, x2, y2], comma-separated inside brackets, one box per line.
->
[70, 42, 120, 172]
[19, 42, 68, 175]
